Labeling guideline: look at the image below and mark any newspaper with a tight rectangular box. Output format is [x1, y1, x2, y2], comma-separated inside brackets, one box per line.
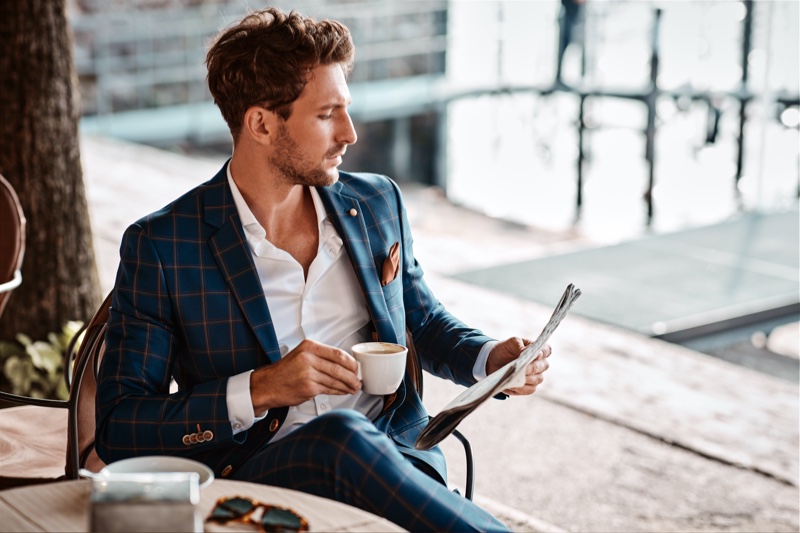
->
[414, 283, 582, 451]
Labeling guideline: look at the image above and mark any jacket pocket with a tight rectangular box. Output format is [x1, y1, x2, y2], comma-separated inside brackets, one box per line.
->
[381, 275, 402, 304]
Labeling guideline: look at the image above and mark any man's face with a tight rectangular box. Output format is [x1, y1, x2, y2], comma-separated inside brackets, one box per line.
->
[269, 63, 357, 187]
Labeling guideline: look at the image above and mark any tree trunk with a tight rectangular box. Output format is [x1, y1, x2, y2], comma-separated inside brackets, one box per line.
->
[0, 0, 101, 341]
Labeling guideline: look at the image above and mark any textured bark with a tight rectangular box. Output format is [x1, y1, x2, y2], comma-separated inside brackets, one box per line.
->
[0, 0, 101, 340]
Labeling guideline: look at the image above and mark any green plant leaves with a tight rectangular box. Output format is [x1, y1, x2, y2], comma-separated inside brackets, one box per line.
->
[0, 321, 83, 401]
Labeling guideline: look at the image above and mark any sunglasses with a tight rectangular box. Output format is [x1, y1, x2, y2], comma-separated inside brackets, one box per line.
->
[207, 496, 310, 533]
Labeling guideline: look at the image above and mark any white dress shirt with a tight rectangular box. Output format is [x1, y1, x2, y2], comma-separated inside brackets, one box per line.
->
[224, 166, 495, 441]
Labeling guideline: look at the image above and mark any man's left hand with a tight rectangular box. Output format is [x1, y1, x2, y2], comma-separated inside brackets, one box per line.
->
[486, 337, 552, 396]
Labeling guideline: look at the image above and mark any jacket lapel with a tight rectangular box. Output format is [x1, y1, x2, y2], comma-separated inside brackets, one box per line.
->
[204, 164, 282, 364]
[317, 182, 398, 344]
[318, 182, 407, 417]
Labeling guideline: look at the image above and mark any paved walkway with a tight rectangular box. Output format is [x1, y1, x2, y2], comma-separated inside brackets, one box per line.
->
[81, 134, 799, 532]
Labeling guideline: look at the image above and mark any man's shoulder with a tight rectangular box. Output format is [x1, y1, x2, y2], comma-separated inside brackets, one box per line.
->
[136, 181, 212, 223]
[336, 171, 398, 196]
[131, 168, 227, 234]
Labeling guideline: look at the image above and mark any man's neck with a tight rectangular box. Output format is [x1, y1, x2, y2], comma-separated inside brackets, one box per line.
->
[229, 151, 305, 230]
[228, 151, 320, 276]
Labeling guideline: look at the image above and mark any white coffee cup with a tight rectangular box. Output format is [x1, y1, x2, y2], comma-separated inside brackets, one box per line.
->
[351, 342, 407, 395]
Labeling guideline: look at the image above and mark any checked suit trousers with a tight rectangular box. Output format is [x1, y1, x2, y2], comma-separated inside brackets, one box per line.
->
[231, 410, 509, 532]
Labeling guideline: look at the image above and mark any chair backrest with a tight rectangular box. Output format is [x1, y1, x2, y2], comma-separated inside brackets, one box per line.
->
[65, 292, 113, 479]
[0, 174, 26, 318]
[406, 329, 424, 398]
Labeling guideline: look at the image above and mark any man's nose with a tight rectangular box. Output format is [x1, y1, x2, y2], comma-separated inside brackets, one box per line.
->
[338, 112, 357, 146]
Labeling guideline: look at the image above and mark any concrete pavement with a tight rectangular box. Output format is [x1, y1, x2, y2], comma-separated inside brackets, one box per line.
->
[81, 134, 799, 532]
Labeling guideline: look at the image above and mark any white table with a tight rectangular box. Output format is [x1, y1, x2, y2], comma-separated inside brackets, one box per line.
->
[0, 479, 405, 532]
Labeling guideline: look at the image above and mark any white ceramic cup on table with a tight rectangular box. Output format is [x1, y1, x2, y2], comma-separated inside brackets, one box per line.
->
[350, 342, 407, 395]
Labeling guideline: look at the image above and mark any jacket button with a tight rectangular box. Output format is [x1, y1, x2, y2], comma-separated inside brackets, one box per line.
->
[269, 419, 279, 432]
[203, 430, 214, 441]
[349, 208, 357, 217]
[182, 435, 191, 446]
[221, 465, 233, 478]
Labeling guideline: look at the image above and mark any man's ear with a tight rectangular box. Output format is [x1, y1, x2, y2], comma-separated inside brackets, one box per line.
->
[242, 106, 279, 145]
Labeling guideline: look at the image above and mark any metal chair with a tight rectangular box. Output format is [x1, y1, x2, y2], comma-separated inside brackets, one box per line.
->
[64, 291, 112, 478]
[0, 174, 25, 319]
[0, 277, 475, 494]
[0, 292, 112, 487]
[69, 315, 474, 493]
[405, 334, 475, 500]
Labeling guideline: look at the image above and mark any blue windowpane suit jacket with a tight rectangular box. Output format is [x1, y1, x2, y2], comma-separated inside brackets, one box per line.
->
[96, 163, 493, 483]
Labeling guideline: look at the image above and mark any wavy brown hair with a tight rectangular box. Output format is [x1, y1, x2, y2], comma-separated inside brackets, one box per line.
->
[206, 7, 354, 138]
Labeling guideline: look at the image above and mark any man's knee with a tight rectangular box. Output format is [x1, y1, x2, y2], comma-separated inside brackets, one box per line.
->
[310, 410, 401, 465]
[314, 410, 384, 448]
[294, 411, 404, 490]
[318, 409, 371, 430]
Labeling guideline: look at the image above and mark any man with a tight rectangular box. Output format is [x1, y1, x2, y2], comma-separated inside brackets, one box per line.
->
[555, 0, 586, 86]
[96, 8, 551, 532]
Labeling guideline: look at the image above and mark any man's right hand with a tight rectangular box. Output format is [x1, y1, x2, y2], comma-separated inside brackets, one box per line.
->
[249, 339, 361, 413]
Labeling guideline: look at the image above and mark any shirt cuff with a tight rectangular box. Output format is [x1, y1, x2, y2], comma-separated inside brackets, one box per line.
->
[472, 340, 498, 381]
[227, 370, 267, 435]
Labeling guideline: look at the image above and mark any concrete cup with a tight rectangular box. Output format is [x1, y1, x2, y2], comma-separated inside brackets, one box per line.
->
[350, 342, 407, 395]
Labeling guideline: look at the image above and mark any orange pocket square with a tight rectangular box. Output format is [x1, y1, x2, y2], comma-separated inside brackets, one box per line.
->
[381, 242, 400, 286]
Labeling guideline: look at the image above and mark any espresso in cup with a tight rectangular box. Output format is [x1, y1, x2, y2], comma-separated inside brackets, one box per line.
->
[350, 342, 407, 395]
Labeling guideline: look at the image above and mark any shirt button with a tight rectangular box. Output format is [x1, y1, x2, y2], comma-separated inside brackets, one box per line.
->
[269, 419, 280, 432]
[233, 423, 241, 429]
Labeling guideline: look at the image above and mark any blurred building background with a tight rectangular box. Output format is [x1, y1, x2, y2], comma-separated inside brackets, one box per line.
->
[68, 0, 799, 229]
[67, 1, 798, 381]
[70, 0, 450, 184]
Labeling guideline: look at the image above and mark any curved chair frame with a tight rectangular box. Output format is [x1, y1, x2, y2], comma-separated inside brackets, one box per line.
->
[0, 174, 26, 319]
[406, 334, 475, 500]
[0, 293, 112, 480]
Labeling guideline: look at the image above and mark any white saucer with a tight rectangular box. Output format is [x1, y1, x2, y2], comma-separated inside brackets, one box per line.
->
[100, 456, 214, 489]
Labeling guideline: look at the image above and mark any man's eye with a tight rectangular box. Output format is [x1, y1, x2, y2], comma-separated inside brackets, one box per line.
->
[319, 114, 332, 120]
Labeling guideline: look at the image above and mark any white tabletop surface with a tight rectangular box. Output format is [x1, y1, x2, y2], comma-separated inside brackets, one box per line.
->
[0, 478, 405, 532]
